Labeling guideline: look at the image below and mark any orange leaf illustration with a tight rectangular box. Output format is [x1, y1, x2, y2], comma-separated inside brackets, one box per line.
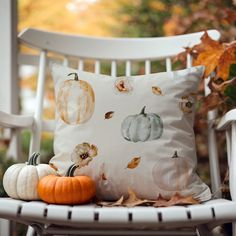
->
[105, 111, 114, 119]
[126, 157, 141, 169]
[152, 86, 163, 95]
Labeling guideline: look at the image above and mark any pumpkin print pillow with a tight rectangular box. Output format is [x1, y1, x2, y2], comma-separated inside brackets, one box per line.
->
[50, 63, 211, 202]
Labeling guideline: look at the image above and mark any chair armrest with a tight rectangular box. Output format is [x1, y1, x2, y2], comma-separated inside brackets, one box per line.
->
[216, 109, 236, 131]
[0, 111, 34, 129]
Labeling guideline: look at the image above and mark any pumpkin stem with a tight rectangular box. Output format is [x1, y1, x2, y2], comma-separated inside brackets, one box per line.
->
[172, 151, 179, 158]
[28, 152, 40, 166]
[140, 106, 146, 115]
[66, 164, 79, 177]
[67, 73, 79, 81]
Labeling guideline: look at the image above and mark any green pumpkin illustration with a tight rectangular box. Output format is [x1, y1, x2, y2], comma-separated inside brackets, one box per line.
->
[121, 106, 163, 142]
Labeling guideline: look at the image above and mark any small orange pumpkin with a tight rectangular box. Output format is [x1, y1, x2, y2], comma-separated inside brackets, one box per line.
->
[38, 164, 96, 205]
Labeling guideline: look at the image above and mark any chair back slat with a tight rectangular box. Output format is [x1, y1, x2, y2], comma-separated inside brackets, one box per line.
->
[19, 28, 220, 60]
[95, 60, 101, 74]
[63, 57, 69, 67]
[145, 60, 151, 75]
[111, 60, 117, 77]
[125, 60, 131, 76]
[29, 50, 47, 154]
[186, 54, 192, 68]
[78, 59, 84, 70]
[165, 58, 172, 72]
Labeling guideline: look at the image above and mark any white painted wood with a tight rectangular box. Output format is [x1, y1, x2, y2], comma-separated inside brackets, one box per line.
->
[95, 207, 129, 223]
[0, 111, 34, 129]
[207, 119, 221, 197]
[130, 207, 157, 223]
[78, 59, 84, 70]
[145, 60, 151, 74]
[71, 206, 95, 223]
[186, 54, 192, 68]
[165, 58, 172, 72]
[216, 109, 236, 130]
[125, 60, 131, 76]
[63, 56, 69, 66]
[0, 1, 18, 234]
[19, 28, 220, 60]
[0, 0, 18, 115]
[204, 76, 221, 197]
[230, 122, 236, 201]
[0, 219, 10, 236]
[29, 50, 47, 155]
[226, 130, 231, 166]
[111, 60, 117, 76]
[94, 60, 101, 74]
[1, 198, 236, 230]
[46, 205, 72, 221]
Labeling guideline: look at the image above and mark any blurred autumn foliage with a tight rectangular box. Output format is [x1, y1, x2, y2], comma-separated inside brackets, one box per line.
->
[17, 0, 236, 184]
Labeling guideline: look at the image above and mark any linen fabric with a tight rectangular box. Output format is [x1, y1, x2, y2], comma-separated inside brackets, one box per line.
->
[50, 63, 211, 202]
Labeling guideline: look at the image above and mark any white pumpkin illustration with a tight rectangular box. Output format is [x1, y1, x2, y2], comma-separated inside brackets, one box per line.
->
[121, 106, 163, 142]
[152, 151, 194, 191]
[56, 73, 95, 125]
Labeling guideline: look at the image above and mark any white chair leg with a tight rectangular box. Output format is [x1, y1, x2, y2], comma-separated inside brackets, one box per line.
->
[26, 226, 35, 236]
[232, 222, 236, 236]
[196, 224, 213, 236]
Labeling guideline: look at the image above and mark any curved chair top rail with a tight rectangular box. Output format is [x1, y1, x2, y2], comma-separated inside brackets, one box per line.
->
[19, 28, 220, 60]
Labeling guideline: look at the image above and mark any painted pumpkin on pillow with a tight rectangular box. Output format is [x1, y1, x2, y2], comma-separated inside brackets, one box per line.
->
[152, 151, 194, 191]
[57, 73, 95, 125]
[121, 106, 163, 142]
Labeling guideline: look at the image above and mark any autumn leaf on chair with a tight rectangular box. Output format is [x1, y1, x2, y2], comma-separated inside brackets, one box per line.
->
[123, 188, 154, 207]
[126, 157, 141, 169]
[193, 32, 224, 78]
[154, 192, 199, 207]
[216, 43, 236, 80]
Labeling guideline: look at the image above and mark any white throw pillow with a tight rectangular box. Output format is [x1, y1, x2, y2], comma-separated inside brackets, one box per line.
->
[50, 63, 211, 202]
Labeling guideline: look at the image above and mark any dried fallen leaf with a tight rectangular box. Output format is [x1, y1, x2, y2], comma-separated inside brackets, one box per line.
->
[97, 196, 124, 207]
[166, 192, 199, 206]
[153, 194, 169, 207]
[126, 157, 141, 169]
[208, 76, 236, 93]
[123, 188, 154, 207]
[193, 32, 225, 78]
[199, 92, 225, 113]
[216, 43, 236, 80]
[105, 111, 114, 119]
[154, 192, 199, 207]
[152, 86, 163, 95]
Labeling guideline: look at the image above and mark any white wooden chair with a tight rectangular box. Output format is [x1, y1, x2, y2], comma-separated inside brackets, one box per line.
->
[1, 28, 236, 236]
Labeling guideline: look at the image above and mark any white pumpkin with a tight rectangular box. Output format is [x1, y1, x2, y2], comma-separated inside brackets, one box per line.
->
[3, 153, 57, 200]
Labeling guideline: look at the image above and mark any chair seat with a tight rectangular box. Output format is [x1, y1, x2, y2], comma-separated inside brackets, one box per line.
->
[0, 197, 235, 231]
